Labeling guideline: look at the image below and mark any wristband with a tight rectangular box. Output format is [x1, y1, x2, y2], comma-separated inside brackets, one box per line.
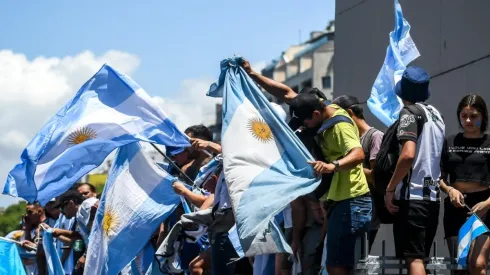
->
[447, 187, 454, 195]
[386, 190, 395, 193]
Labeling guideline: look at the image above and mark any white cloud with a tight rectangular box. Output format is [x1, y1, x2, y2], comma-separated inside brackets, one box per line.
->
[0, 49, 142, 207]
[154, 78, 220, 130]
[0, 50, 262, 207]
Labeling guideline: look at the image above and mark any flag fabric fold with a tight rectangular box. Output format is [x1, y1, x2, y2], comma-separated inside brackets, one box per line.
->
[367, 0, 420, 127]
[0, 237, 27, 275]
[457, 214, 489, 267]
[84, 142, 182, 275]
[207, 56, 320, 256]
[4, 64, 189, 205]
[42, 228, 65, 275]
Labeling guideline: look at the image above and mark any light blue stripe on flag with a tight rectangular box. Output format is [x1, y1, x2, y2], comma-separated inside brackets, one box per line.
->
[457, 214, 489, 267]
[42, 229, 65, 275]
[84, 142, 182, 275]
[4, 64, 189, 205]
[367, 0, 420, 127]
[207, 57, 320, 256]
[0, 237, 27, 275]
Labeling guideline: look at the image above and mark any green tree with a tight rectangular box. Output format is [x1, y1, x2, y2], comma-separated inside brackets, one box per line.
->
[0, 201, 27, 237]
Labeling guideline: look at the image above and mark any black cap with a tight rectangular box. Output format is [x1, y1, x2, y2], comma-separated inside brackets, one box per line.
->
[53, 190, 85, 208]
[332, 95, 361, 110]
[288, 88, 330, 130]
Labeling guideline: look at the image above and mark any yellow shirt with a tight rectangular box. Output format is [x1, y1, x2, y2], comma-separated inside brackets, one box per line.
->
[318, 105, 370, 201]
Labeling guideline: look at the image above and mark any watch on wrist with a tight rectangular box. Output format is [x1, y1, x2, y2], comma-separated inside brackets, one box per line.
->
[332, 160, 340, 172]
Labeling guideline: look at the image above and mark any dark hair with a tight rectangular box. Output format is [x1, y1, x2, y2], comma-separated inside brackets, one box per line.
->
[76, 182, 96, 193]
[185, 125, 213, 141]
[457, 94, 488, 133]
[333, 95, 365, 120]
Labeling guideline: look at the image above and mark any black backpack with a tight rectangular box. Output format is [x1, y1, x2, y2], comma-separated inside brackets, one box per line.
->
[372, 104, 424, 223]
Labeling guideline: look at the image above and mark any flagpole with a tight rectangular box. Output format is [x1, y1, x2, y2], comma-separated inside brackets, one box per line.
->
[150, 143, 195, 185]
[0, 236, 37, 251]
[463, 203, 490, 232]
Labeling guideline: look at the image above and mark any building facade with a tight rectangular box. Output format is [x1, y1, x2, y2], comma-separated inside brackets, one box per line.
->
[335, 0, 490, 260]
[261, 22, 335, 120]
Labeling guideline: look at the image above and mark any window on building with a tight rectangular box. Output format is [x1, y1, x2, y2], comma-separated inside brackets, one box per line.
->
[322, 76, 332, 89]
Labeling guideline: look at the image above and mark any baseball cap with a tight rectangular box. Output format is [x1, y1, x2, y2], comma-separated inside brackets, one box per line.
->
[166, 146, 186, 157]
[53, 190, 85, 208]
[288, 88, 330, 130]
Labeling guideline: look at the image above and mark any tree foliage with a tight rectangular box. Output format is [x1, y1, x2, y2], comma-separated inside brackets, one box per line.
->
[0, 201, 26, 237]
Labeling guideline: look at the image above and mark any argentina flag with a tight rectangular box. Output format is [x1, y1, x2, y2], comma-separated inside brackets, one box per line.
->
[0, 237, 26, 275]
[42, 228, 65, 275]
[4, 64, 189, 205]
[84, 142, 181, 275]
[207, 57, 320, 256]
[367, 0, 420, 127]
[457, 214, 489, 267]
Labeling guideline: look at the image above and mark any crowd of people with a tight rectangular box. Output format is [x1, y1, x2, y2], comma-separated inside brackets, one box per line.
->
[3, 59, 490, 275]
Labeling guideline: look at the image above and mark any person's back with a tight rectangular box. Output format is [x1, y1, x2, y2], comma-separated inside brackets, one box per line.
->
[397, 103, 445, 201]
[384, 66, 445, 275]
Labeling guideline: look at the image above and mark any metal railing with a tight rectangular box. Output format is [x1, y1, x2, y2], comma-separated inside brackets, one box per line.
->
[354, 233, 490, 274]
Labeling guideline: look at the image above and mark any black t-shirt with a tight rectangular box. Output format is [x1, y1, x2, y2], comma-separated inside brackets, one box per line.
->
[441, 133, 490, 186]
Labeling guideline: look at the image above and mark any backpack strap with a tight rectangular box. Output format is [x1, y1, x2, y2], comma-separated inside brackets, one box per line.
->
[362, 128, 378, 168]
[316, 115, 353, 135]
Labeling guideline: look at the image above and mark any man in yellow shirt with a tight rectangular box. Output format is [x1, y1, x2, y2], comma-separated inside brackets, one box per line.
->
[289, 93, 372, 275]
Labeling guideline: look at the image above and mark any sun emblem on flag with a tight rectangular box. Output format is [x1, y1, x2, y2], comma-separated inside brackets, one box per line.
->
[67, 127, 97, 147]
[248, 117, 273, 143]
[102, 207, 119, 237]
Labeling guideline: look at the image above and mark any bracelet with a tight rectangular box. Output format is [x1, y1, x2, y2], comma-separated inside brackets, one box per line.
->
[386, 190, 395, 193]
[447, 187, 454, 195]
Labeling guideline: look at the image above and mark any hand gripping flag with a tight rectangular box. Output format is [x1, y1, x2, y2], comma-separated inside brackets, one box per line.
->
[4, 64, 189, 205]
[207, 57, 320, 256]
[84, 142, 182, 275]
[367, 0, 420, 127]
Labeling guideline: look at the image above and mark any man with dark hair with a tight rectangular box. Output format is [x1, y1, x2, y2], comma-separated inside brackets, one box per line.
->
[333, 95, 384, 251]
[239, 59, 331, 275]
[287, 92, 372, 275]
[384, 67, 445, 275]
[76, 183, 97, 199]
[185, 124, 213, 142]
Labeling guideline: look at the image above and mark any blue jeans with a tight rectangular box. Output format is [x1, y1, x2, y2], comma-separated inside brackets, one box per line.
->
[211, 232, 238, 275]
[326, 195, 372, 269]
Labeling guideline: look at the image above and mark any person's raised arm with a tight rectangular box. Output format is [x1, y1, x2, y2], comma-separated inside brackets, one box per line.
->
[241, 59, 297, 104]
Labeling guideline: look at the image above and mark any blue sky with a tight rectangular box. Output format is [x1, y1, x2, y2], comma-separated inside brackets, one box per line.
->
[0, 0, 335, 208]
[1, 0, 335, 97]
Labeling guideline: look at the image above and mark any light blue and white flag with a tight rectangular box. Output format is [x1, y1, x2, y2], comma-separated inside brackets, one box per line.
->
[4, 64, 189, 205]
[42, 228, 65, 275]
[457, 214, 489, 267]
[0, 237, 27, 275]
[207, 57, 320, 256]
[121, 242, 155, 275]
[84, 142, 181, 275]
[367, 0, 420, 127]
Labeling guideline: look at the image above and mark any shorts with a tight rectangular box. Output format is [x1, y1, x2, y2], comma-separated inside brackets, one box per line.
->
[211, 232, 239, 275]
[444, 188, 490, 238]
[393, 200, 440, 259]
[301, 223, 323, 275]
[326, 195, 372, 269]
[279, 228, 293, 270]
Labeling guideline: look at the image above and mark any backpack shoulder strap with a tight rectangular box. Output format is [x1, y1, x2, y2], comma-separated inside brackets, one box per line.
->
[316, 115, 353, 135]
[362, 128, 378, 166]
